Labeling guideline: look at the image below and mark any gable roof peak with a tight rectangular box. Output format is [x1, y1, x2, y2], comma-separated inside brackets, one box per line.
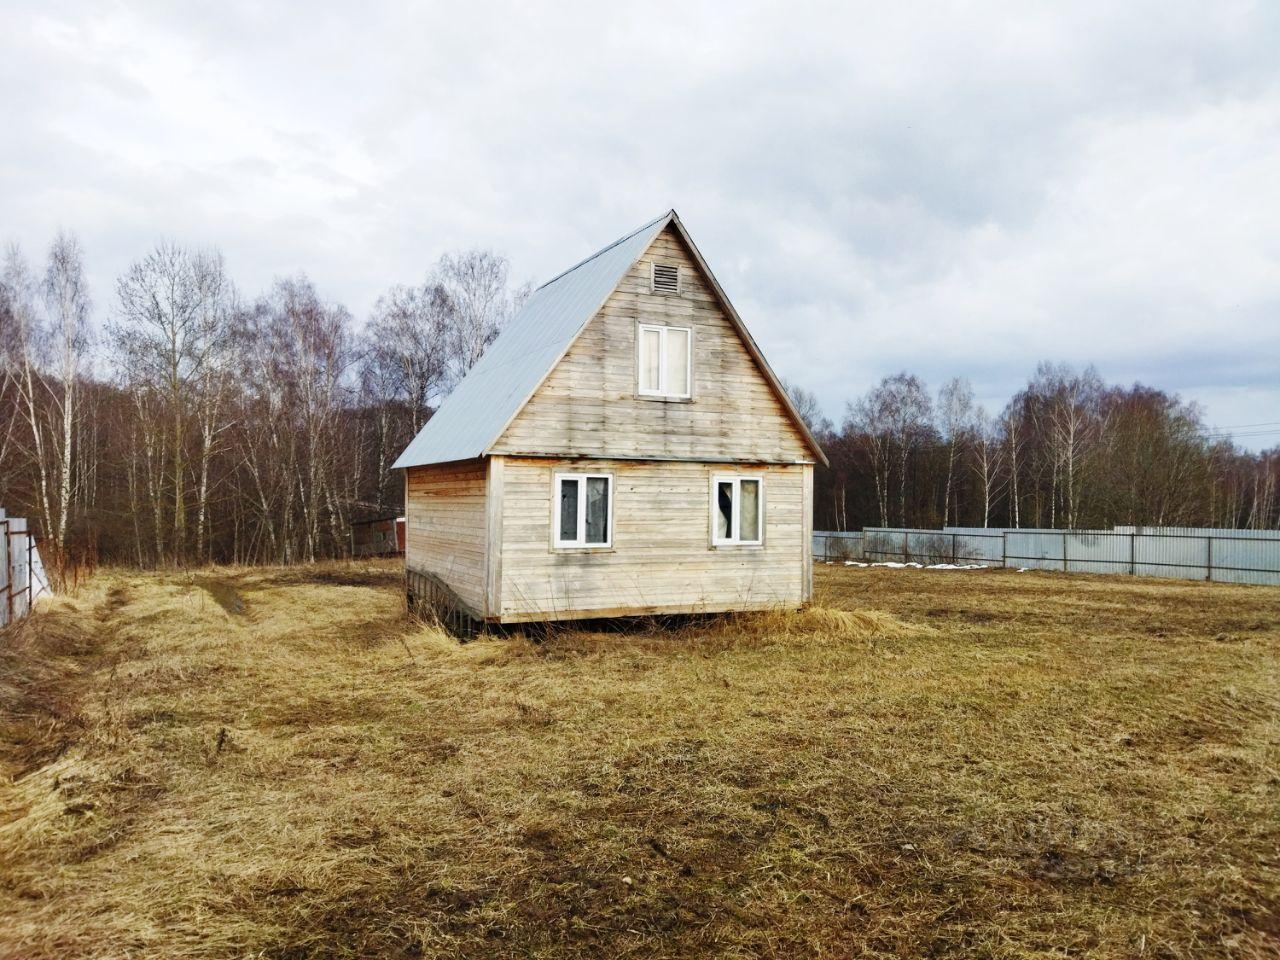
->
[392, 209, 827, 469]
[535, 210, 674, 292]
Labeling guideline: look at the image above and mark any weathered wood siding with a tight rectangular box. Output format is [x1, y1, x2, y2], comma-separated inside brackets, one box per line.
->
[405, 459, 487, 616]
[491, 225, 812, 464]
[498, 457, 806, 620]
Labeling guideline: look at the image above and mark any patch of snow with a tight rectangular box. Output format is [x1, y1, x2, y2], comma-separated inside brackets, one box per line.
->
[837, 560, 989, 572]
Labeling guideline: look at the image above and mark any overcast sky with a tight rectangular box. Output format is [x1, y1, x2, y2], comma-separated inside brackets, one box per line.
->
[3, 1, 1278, 449]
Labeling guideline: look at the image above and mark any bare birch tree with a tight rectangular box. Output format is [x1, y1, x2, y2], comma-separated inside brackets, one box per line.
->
[113, 243, 234, 563]
[366, 281, 452, 433]
[845, 396, 891, 527]
[937, 377, 974, 526]
[782, 379, 832, 436]
[3, 247, 58, 547]
[436, 250, 530, 381]
[969, 405, 1006, 527]
[43, 233, 91, 554]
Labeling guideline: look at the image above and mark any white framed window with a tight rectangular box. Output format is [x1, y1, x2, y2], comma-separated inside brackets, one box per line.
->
[553, 473, 613, 548]
[637, 323, 692, 398]
[711, 475, 763, 546]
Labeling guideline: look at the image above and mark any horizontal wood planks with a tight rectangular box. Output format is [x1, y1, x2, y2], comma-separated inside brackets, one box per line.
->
[405, 459, 488, 615]
[491, 226, 812, 465]
[498, 457, 805, 620]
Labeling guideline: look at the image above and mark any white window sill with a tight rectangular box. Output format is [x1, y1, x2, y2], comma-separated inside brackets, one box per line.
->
[634, 393, 694, 403]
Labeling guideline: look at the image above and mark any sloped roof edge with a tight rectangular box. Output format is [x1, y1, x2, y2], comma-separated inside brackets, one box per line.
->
[391, 211, 674, 469]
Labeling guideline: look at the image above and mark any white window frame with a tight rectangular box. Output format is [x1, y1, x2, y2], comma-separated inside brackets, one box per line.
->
[636, 323, 693, 399]
[710, 475, 765, 547]
[553, 472, 614, 549]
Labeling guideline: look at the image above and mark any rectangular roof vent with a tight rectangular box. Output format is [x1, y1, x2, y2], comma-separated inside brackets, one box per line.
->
[651, 262, 680, 295]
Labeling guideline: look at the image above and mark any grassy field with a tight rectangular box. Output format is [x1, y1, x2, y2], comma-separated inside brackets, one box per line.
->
[0, 562, 1277, 959]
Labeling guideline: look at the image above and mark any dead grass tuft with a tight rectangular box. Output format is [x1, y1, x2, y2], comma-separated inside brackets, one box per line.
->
[723, 604, 921, 645]
[1, 561, 1277, 958]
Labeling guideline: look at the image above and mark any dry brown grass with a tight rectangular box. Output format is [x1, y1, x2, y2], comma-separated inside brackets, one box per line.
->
[1, 561, 1277, 959]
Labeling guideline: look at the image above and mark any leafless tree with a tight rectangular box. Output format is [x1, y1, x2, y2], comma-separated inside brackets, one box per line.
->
[883, 373, 933, 526]
[365, 281, 452, 433]
[436, 250, 530, 381]
[969, 405, 1006, 527]
[781, 378, 832, 436]
[1, 248, 46, 518]
[1030, 363, 1106, 528]
[844, 373, 934, 527]
[1000, 400, 1026, 528]
[42, 232, 91, 553]
[937, 377, 974, 526]
[845, 396, 891, 528]
[240, 277, 354, 562]
[113, 243, 234, 563]
[2, 241, 89, 561]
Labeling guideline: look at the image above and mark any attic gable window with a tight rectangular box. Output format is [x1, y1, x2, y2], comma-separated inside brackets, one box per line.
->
[651, 262, 680, 294]
[637, 324, 692, 399]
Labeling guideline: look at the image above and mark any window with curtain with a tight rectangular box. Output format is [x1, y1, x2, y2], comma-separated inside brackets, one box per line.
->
[711, 475, 763, 546]
[553, 473, 613, 548]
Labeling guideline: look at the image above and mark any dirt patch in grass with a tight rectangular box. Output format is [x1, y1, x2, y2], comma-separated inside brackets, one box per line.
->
[1, 561, 1278, 958]
[197, 576, 247, 616]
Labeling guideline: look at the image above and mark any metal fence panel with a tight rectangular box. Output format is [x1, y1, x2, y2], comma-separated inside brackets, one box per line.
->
[1005, 529, 1064, 570]
[1115, 525, 1280, 539]
[1204, 536, 1280, 585]
[0, 511, 49, 628]
[819, 526, 1280, 585]
[813, 531, 863, 561]
[1066, 531, 1133, 574]
[954, 534, 1004, 563]
[1133, 534, 1208, 580]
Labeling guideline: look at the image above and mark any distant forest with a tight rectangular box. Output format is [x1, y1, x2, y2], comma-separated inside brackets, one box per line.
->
[789, 369, 1278, 534]
[2, 231, 1276, 576]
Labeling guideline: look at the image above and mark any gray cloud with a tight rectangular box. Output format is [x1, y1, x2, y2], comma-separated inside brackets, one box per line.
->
[2, 0, 1277, 448]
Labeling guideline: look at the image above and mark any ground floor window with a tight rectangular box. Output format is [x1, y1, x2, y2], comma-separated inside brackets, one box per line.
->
[554, 473, 613, 548]
[711, 475, 763, 546]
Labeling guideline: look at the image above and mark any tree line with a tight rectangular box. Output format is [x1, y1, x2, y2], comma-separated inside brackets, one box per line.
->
[789, 367, 1278, 533]
[2, 230, 1276, 579]
[0, 231, 527, 574]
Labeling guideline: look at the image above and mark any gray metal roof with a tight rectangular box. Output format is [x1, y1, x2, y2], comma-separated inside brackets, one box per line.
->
[392, 211, 674, 469]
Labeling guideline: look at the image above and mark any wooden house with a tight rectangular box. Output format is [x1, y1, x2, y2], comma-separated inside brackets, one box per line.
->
[392, 210, 827, 627]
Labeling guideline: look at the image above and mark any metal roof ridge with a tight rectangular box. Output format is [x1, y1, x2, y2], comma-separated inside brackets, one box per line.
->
[535, 209, 674, 291]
